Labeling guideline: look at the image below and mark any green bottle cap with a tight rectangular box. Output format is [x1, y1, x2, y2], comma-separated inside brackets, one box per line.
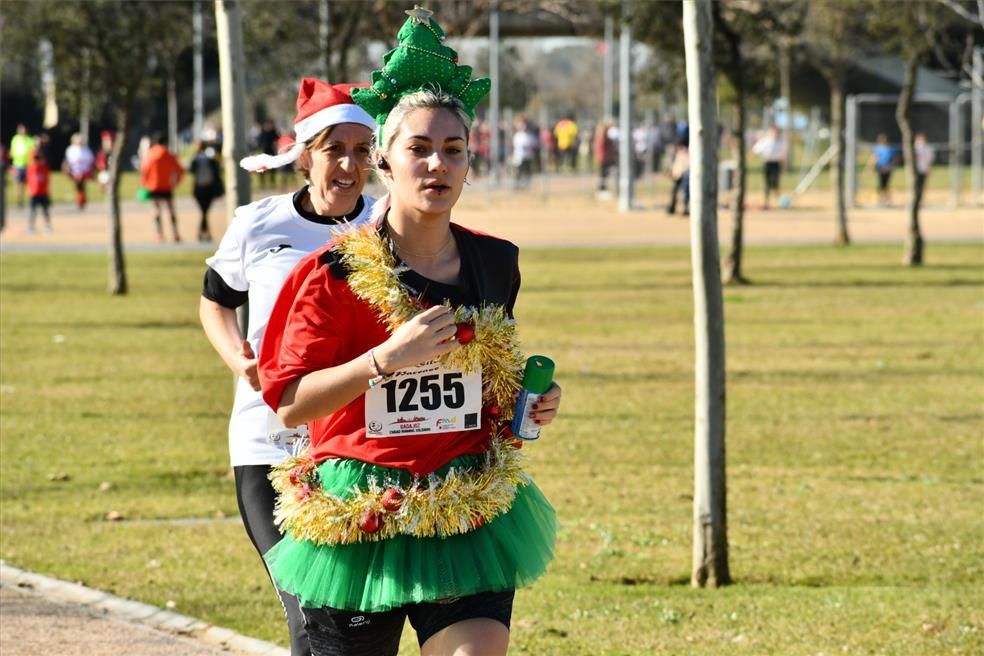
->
[521, 356, 555, 394]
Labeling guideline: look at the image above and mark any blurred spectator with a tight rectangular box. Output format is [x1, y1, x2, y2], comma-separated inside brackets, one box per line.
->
[275, 132, 296, 192]
[752, 125, 786, 210]
[914, 132, 934, 207]
[189, 141, 224, 242]
[469, 118, 490, 176]
[530, 124, 557, 173]
[496, 121, 508, 171]
[0, 144, 9, 232]
[868, 133, 898, 206]
[95, 130, 114, 192]
[579, 125, 594, 173]
[650, 124, 666, 174]
[539, 123, 556, 174]
[33, 132, 53, 162]
[594, 119, 617, 197]
[26, 149, 53, 234]
[554, 116, 579, 173]
[667, 131, 690, 216]
[134, 135, 152, 171]
[62, 133, 96, 210]
[512, 115, 537, 189]
[140, 133, 184, 242]
[632, 124, 655, 180]
[256, 119, 279, 190]
[9, 124, 35, 207]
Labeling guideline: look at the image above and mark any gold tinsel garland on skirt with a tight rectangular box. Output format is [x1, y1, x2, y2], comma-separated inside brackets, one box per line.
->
[270, 435, 529, 546]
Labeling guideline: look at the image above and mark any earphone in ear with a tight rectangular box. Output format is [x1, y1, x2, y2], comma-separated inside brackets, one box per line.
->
[378, 158, 390, 170]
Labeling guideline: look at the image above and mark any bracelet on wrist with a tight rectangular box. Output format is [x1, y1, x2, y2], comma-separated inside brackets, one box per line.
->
[367, 349, 393, 388]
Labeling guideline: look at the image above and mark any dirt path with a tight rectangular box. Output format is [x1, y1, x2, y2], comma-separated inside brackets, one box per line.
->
[2, 174, 980, 251]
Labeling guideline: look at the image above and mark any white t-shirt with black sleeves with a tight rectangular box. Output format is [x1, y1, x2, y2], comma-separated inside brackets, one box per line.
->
[204, 188, 374, 466]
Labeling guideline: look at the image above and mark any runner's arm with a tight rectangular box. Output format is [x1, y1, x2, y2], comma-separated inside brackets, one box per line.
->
[199, 297, 259, 390]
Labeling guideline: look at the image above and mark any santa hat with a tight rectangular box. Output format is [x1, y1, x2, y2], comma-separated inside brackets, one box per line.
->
[240, 78, 376, 172]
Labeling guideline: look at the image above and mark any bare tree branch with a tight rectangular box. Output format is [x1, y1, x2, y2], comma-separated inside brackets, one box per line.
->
[936, 0, 984, 27]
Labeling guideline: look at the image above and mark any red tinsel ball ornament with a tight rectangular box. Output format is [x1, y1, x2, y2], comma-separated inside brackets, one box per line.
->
[359, 510, 382, 534]
[487, 405, 500, 417]
[455, 322, 475, 345]
[381, 487, 404, 512]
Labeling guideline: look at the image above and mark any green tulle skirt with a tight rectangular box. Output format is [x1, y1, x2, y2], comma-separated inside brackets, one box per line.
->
[264, 452, 557, 612]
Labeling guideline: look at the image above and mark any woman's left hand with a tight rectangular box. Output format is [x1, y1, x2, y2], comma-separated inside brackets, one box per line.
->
[529, 382, 562, 427]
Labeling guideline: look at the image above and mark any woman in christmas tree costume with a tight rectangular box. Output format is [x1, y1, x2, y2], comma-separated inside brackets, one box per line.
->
[257, 7, 561, 655]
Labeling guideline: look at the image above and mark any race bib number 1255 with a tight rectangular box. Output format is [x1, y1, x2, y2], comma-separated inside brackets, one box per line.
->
[364, 361, 482, 437]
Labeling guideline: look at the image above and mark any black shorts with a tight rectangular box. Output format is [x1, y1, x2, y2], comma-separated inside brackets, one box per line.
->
[303, 589, 514, 656]
[149, 190, 173, 200]
[30, 195, 50, 208]
[877, 169, 892, 191]
[14, 167, 27, 183]
[764, 161, 781, 190]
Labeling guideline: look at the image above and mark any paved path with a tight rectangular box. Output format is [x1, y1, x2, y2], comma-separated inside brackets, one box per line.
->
[0, 562, 287, 656]
[2, 175, 981, 252]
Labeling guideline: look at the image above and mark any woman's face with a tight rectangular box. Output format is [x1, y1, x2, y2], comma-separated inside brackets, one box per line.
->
[305, 123, 373, 215]
[383, 108, 469, 219]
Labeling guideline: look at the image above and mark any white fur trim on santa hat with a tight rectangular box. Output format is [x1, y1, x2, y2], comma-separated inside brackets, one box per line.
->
[239, 104, 375, 172]
[294, 103, 376, 143]
[239, 141, 306, 173]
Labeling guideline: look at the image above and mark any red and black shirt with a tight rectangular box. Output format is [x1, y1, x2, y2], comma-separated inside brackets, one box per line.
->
[259, 221, 520, 477]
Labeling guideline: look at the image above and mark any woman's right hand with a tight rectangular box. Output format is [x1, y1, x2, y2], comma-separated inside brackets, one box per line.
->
[373, 305, 460, 373]
[237, 339, 261, 391]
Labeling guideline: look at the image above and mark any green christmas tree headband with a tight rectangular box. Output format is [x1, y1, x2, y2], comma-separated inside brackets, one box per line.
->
[351, 6, 491, 144]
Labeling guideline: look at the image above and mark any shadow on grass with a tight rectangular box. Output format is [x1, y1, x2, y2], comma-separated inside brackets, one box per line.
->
[586, 572, 868, 589]
[749, 278, 982, 289]
[523, 280, 691, 294]
[566, 370, 691, 383]
[732, 367, 982, 381]
[13, 319, 200, 330]
[589, 574, 693, 587]
[1, 282, 106, 294]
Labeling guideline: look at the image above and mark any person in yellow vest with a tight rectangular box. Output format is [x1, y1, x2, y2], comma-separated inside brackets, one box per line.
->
[553, 116, 579, 173]
[9, 124, 35, 208]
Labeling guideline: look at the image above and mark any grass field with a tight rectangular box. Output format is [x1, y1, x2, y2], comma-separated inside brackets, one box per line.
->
[1, 243, 982, 654]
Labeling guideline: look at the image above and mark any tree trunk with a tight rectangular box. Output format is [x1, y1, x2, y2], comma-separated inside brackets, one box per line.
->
[193, 1, 205, 140]
[336, 11, 363, 83]
[167, 70, 179, 154]
[215, 0, 252, 225]
[319, 0, 331, 80]
[617, 0, 634, 213]
[719, 17, 748, 285]
[80, 49, 91, 144]
[779, 37, 793, 172]
[216, 0, 252, 333]
[107, 107, 130, 295]
[683, 0, 731, 589]
[897, 55, 923, 265]
[830, 75, 850, 245]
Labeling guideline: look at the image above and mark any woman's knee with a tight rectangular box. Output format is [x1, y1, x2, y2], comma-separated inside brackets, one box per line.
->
[420, 618, 509, 656]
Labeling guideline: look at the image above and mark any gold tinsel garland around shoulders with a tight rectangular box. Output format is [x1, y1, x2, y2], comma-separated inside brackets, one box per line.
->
[335, 224, 524, 421]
